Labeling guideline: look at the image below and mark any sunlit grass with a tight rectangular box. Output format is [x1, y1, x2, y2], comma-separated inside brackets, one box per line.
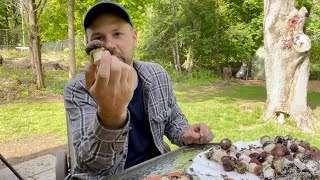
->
[0, 101, 66, 144]
[165, 82, 320, 150]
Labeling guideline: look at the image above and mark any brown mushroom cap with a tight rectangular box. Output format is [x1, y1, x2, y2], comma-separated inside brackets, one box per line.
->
[85, 40, 106, 55]
[235, 161, 247, 174]
[271, 144, 288, 157]
[299, 141, 311, 151]
[220, 138, 232, 150]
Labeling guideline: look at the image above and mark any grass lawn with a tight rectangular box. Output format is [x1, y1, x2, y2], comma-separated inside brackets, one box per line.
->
[0, 55, 320, 150]
[168, 82, 320, 149]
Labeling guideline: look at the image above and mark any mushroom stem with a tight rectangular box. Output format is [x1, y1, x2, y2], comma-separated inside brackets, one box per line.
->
[262, 165, 276, 180]
[248, 163, 263, 176]
[90, 48, 105, 65]
[205, 148, 227, 164]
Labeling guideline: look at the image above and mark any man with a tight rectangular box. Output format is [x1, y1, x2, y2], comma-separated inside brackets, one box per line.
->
[64, 1, 214, 179]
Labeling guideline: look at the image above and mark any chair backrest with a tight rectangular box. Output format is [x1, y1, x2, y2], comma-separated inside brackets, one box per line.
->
[66, 112, 76, 174]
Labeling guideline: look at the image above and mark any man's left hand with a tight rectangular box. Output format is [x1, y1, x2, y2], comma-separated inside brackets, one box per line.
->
[182, 123, 214, 145]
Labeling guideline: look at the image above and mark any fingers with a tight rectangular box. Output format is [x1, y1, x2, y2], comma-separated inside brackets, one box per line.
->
[183, 123, 214, 145]
[84, 61, 97, 91]
[183, 131, 201, 145]
[95, 51, 112, 90]
[198, 123, 214, 143]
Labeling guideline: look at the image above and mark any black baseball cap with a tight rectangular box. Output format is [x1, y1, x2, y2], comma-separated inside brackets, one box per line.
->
[83, 1, 133, 30]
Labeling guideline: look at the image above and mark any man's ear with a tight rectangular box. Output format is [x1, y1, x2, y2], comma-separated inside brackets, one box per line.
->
[132, 30, 138, 48]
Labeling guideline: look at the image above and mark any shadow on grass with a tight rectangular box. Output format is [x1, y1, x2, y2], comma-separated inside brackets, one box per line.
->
[175, 84, 267, 103]
[175, 83, 320, 110]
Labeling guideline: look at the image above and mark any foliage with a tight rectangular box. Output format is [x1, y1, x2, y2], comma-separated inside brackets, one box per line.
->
[0, 0, 21, 29]
[39, 0, 69, 42]
[136, 0, 264, 73]
[1, 0, 319, 77]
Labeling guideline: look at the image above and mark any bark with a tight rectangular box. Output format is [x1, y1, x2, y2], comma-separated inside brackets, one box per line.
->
[171, 0, 181, 72]
[28, 0, 45, 88]
[214, 0, 222, 76]
[172, 46, 177, 69]
[68, 0, 76, 80]
[263, 0, 319, 134]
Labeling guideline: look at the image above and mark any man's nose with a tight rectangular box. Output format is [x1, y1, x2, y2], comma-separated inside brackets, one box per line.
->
[104, 38, 115, 52]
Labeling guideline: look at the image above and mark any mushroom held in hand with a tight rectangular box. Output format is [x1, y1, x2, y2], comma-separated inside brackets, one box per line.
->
[85, 40, 106, 65]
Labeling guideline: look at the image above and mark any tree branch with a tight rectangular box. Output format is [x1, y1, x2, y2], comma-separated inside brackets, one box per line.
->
[36, 0, 48, 20]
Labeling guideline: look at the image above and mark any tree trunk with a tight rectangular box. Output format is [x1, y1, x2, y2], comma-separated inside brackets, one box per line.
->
[28, 0, 45, 88]
[68, 0, 76, 80]
[214, 0, 222, 77]
[263, 0, 319, 134]
[171, 0, 181, 72]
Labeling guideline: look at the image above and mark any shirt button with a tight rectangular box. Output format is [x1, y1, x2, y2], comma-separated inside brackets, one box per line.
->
[122, 131, 128, 136]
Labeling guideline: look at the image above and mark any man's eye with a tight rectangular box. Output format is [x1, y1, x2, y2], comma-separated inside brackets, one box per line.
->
[114, 32, 122, 37]
[94, 37, 102, 40]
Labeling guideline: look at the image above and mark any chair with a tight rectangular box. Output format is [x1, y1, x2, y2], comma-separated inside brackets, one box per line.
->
[55, 113, 76, 180]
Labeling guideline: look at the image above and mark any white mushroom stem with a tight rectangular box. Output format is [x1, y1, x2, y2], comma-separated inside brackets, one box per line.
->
[297, 146, 306, 153]
[239, 154, 251, 163]
[90, 47, 105, 65]
[255, 148, 264, 153]
[228, 145, 237, 153]
[205, 148, 227, 164]
[264, 144, 276, 154]
[248, 163, 263, 176]
[265, 154, 274, 164]
[262, 165, 276, 179]
[243, 149, 253, 156]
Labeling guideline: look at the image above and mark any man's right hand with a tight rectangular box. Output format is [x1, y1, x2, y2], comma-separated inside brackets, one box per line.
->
[85, 50, 135, 129]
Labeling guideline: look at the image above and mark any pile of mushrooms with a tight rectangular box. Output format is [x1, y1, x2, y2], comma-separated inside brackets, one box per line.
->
[205, 135, 320, 179]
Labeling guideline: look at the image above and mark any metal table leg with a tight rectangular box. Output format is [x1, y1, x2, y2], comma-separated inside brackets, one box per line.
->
[0, 153, 24, 180]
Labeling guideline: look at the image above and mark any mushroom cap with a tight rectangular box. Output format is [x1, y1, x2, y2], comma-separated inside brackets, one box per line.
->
[290, 143, 299, 152]
[299, 141, 311, 151]
[85, 40, 106, 55]
[220, 138, 232, 150]
[260, 135, 271, 146]
[271, 144, 288, 157]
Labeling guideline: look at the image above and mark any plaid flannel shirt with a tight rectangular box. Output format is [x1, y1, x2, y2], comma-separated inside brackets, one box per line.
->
[64, 60, 190, 180]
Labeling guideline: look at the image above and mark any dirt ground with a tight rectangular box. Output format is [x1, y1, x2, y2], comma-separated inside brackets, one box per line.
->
[0, 135, 67, 169]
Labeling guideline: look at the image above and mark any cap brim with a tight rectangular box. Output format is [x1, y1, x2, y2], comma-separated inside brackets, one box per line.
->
[84, 1, 132, 30]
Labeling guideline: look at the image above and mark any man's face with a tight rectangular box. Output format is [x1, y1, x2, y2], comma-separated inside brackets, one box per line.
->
[86, 14, 138, 66]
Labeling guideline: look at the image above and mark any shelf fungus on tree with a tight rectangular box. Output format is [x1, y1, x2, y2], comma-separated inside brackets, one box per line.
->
[85, 40, 106, 65]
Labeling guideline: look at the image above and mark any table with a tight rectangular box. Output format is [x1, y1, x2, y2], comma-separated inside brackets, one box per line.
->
[108, 143, 216, 180]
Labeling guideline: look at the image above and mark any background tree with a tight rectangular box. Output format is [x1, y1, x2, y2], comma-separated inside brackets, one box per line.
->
[26, 0, 47, 88]
[137, 0, 263, 74]
[263, 0, 319, 133]
[68, 0, 76, 80]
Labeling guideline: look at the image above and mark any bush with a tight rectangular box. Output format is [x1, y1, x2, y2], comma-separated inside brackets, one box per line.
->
[310, 64, 320, 80]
